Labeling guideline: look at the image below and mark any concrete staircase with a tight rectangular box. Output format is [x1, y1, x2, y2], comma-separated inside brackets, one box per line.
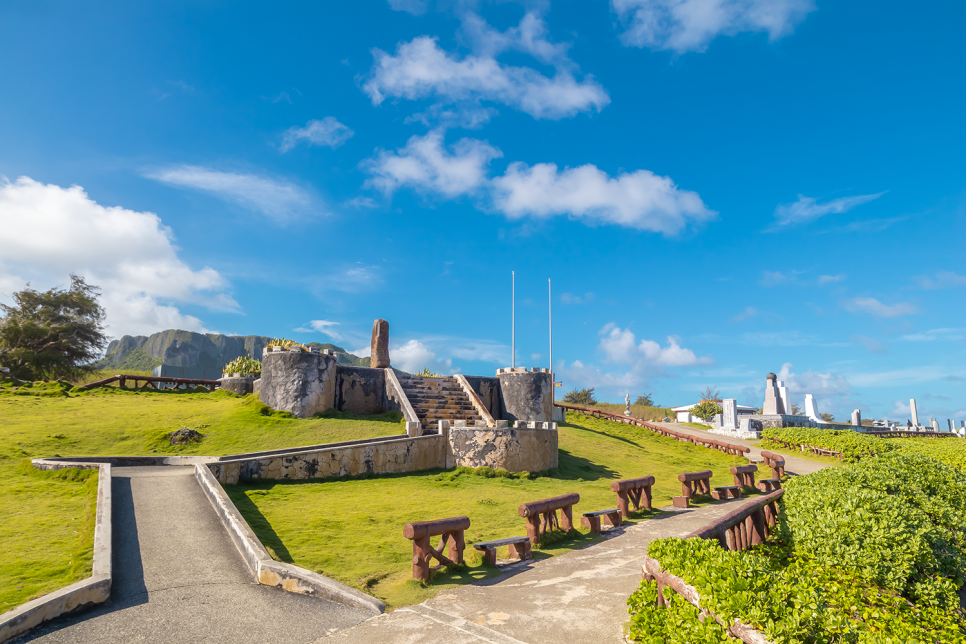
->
[399, 376, 484, 433]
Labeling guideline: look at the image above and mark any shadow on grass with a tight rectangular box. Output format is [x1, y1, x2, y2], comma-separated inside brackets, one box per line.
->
[563, 418, 651, 451]
[225, 487, 295, 563]
[554, 449, 618, 482]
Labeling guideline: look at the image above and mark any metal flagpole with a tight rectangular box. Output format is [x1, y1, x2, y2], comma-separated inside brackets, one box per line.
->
[549, 278, 553, 404]
[511, 271, 515, 369]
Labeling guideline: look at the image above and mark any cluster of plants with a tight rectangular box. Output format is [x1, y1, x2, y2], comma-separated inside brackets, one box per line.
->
[762, 426, 966, 471]
[562, 387, 597, 405]
[415, 368, 442, 377]
[689, 400, 723, 421]
[265, 337, 307, 351]
[223, 356, 261, 376]
[627, 453, 966, 643]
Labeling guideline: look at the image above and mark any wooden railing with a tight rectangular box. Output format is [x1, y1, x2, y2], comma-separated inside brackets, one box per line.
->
[79, 374, 221, 391]
[556, 403, 750, 457]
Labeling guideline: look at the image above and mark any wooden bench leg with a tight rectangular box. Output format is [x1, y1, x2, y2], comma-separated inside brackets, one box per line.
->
[482, 547, 496, 566]
[616, 490, 630, 518]
[560, 504, 574, 532]
[604, 511, 621, 528]
[412, 536, 431, 581]
[526, 515, 541, 544]
[508, 541, 531, 561]
[581, 515, 602, 534]
[643, 486, 652, 510]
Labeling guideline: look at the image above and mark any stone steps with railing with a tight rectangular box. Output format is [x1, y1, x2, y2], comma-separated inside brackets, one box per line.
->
[400, 375, 484, 432]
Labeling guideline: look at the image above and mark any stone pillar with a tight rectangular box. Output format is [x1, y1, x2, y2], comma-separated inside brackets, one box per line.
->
[948, 419, 953, 432]
[497, 368, 552, 422]
[931, 418, 940, 431]
[777, 381, 791, 416]
[259, 348, 338, 418]
[910, 398, 919, 427]
[851, 409, 861, 427]
[722, 399, 737, 429]
[763, 373, 784, 415]
[370, 319, 390, 369]
[804, 394, 821, 422]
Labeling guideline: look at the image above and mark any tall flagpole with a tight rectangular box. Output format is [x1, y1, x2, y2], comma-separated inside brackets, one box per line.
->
[549, 278, 553, 403]
[511, 271, 515, 369]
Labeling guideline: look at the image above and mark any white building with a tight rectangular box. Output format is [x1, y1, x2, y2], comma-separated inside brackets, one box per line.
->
[672, 400, 757, 424]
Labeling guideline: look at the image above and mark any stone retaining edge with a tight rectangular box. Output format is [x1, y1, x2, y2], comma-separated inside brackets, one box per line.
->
[193, 463, 385, 615]
[453, 374, 496, 427]
[0, 463, 113, 644]
[384, 368, 418, 424]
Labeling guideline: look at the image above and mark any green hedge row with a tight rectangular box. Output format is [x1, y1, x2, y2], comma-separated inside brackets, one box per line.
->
[627, 453, 966, 643]
[762, 426, 966, 471]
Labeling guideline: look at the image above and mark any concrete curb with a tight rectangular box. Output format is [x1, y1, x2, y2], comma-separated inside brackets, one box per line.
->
[0, 463, 113, 644]
[193, 464, 385, 615]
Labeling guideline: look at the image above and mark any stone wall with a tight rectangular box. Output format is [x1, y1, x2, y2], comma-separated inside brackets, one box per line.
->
[221, 374, 255, 396]
[497, 368, 553, 422]
[334, 366, 386, 415]
[207, 434, 447, 485]
[463, 376, 502, 419]
[259, 349, 338, 418]
[449, 423, 558, 472]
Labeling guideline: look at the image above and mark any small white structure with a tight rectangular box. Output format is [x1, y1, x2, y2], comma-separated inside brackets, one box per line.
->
[804, 394, 823, 423]
[672, 400, 757, 424]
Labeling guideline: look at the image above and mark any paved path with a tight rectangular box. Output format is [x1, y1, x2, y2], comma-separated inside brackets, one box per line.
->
[648, 422, 829, 476]
[320, 498, 778, 644]
[14, 467, 369, 644]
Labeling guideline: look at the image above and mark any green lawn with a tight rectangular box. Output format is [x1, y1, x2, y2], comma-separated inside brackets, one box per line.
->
[224, 411, 753, 609]
[0, 384, 406, 611]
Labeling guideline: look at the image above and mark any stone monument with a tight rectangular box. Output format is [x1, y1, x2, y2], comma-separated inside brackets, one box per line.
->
[259, 347, 338, 418]
[777, 381, 791, 416]
[763, 373, 785, 415]
[624, 393, 631, 416]
[851, 409, 862, 427]
[910, 398, 919, 427]
[931, 418, 940, 431]
[721, 399, 738, 430]
[370, 319, 390, 369]
[496, 367, 553, 422]
[804, 394, 822, 423]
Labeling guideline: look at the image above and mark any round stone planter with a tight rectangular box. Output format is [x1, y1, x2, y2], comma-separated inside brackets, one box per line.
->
[221, 374, 257, 396]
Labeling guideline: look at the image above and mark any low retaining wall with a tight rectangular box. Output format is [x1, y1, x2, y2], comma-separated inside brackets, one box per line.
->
[449, 424, 558, 472]
[0, 462, 112, 644]
[193, 464, 384, 614]
[207, 433, 448, 484]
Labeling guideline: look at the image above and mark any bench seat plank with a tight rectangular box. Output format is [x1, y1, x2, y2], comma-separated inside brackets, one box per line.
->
[472, 536, 531, 549]
[581, 509, 620, 517]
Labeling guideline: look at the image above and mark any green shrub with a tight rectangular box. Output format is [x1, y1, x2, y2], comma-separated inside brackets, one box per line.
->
[223, 356, 261, 376]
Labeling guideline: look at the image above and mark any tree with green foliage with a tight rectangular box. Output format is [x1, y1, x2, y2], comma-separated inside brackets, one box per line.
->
[562, 387, 597, 405]
[0, 275, 107, 381]
[634, 393, 657, 407]
[698, 385, 720, 401]
[819, 412, 834, 422]
[690, 400, 723, 421]
[790, 402, 802, 415]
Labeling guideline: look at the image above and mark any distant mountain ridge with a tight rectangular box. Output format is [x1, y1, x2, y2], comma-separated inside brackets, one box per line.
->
[95, 329, 369, 372]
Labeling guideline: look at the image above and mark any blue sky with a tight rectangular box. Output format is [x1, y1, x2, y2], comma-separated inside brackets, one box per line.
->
[1, 0, 964, 422]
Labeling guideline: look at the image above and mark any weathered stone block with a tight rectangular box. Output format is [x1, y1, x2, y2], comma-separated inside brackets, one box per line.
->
[498, 369, 552, 422]
[370, 319, 390, 368]
[259, 350, 337, 418]
[221, 374, 256, 396]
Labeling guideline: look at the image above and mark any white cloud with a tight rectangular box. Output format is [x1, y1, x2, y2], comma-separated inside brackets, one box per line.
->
[732, 306, 759, 321]
[279, 117, 354, 153]
[0, 176, 236, 337]
[365, 129, 501, 197]
[612, 0, 815, 53]
[363, 27, 609, 120]
[775, 362, 858, 418]
[293, 319, 344, 341]
[843, 296, 918, 319]
[918, 271, 966, 290]
[460, 12, 572, 66]
[849, 365, 945, 388]
[145, 165, 314, 222]
[491, 162, 715, 234]
[393, 339, 454, 374]
[898, 328, 966, 342]
[759, 270, 795, 286]
[818, 274, 845, 285]
[561, 292, 595, 305]
[848, 335, 888, 354]
[388, 0, 427, 15]
[772, 192, 885, 227]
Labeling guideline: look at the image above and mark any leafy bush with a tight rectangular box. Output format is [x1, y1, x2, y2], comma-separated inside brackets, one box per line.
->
[562, 387, 597, 405]
[265, 338, 307, 351]
[415, 368, 442, 377]
[689, 400, 722, 421]
[627, 454, 966, 643]
[223, 356, 261, 376]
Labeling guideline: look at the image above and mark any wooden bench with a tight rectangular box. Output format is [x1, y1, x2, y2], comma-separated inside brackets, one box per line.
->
[473, 536, 532, 566]
[580, 509, 622, 534]
[673, 470, 713, 508]
[760, 451, 786, 479]
[731, 464, 757, 489]
[403, 516, 470, 581]
[518, 493, 579, 544]
[712, 485, 741, 500]
[611, 476, 655, 517]
[757, 478, 782, 492]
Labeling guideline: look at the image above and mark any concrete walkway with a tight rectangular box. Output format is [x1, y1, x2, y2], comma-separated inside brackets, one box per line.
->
[320, 498, 779, 644]
[14, 467, 369, 644]
[649, 421, 829, 476]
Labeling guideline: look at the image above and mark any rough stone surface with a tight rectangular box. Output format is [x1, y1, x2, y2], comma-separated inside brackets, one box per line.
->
[498, 370, 552, 422]
[370, 319, 390, 369]
[463, 376, 502, 419]
[207, 434, 447, 485]
[335, 367, 386, 415]
[252, 378, 261, 397]
[449, 427, 558, 472]
[168, 428, 203, 446]
[259, 350, 337, 418]
[220, 375, 255, 396]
